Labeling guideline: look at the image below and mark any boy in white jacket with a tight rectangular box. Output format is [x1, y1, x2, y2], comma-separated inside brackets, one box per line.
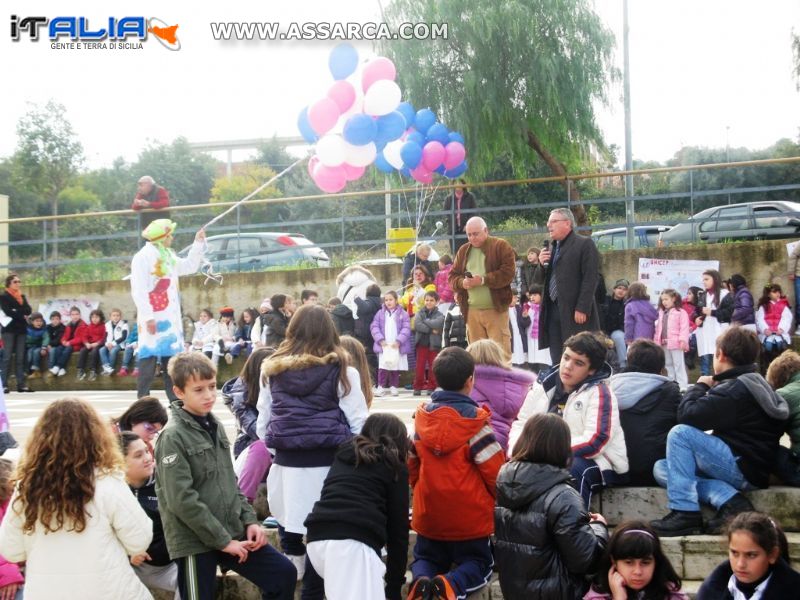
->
[508, 331, 628, 507]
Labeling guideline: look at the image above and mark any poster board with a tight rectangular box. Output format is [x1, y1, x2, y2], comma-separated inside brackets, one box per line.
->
[37, 298, 99, 321]
[787, 240, 800, 258]
[637, 258, 720, 302]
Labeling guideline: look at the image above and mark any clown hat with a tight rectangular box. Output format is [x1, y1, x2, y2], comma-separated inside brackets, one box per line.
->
[142, 219, 177, 242]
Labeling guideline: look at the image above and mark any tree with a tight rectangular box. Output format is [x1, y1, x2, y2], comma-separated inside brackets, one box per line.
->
[381, 0, 617, 226]
[12, 100, 84, 260]
[793, 30, 800, 90]
[209, 163, 284, 226]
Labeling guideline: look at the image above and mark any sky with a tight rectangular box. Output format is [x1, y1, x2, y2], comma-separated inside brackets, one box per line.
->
[1, 0, 798, 172]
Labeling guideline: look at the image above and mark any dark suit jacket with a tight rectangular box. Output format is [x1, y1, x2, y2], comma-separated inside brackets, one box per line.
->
[539, 230, 600, 349]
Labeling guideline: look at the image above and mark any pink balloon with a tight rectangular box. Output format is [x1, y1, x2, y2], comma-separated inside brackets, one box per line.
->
[342, 163, 366, 181]
[326, 80, 356, 113]
[422, 141, 446, 171]
[313, 163, 347, 193]
[443, 142, 466, 170]
[361, 57, 396, 92]
[308, 97, 341, 136]
[307, 155, 320, 178]
[410, 165, 433, 185]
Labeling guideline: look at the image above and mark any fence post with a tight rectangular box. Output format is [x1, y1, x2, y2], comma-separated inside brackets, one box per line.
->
[689, 171, 695, 243]
[42, 220, 48, 282]
[236, 204, 241, 273]
[340, 198, 346, 264]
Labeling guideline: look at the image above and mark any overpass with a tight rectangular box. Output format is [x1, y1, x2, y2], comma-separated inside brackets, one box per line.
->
[188, 136, 307, 176]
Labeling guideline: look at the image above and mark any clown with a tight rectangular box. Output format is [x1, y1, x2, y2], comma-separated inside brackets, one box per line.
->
[130, 219, 206, 399]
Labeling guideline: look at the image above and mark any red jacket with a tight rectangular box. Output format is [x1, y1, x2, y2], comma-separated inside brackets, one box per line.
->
[131, 185, 169, 210]
[408, 393, 505, 540]
[84, 322, 107, 345]
[62, 319, 88, 351]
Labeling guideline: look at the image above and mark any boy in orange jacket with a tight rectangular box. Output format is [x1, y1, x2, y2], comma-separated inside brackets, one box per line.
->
[407, 347, 505, 600]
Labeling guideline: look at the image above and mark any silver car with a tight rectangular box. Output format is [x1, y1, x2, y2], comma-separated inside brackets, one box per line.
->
[591, 225, 672, 250]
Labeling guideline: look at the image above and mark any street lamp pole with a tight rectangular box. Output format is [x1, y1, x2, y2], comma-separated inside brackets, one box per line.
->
[623, 0, 635, 248]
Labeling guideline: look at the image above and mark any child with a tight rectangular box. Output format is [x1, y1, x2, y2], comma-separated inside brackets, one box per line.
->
[526, 284, 552, 372]
[730, 274, 756, 330]
[495, 414, 608, 599]
[339, 335, 374, 408]
[654, 288, 690, 391]
[50, 306, 86, 377]
[468, 338, 535, 452]
[114, 396, 169, 454]
[328, 297, 355, 337]
[119, 431, 179, 598]
[509, 331, 629, 508]
[354, 284, 382, 385]
[256, 304, 367, 594]
[433, 255, 454, 313]
[695, 269, 733, 376]
[231, 308, 257, 359]
[264, 294, 295, 348]
[413, 291, 444, 396]
[100, 308, 129, 375]
[119, 321, 139, 377]
[370, 291, 411, 397]
[508, 291, 531, 368]
[304, 414, 410, 600]
[443, 301, 467, 349]
[585, 521, 687, 599]
[301, 289, 319, 306]
[0, 398, 153, 599]
[400, 265, 436, 321]
[190, 308, 217, 358]
[45, 310, 65, 374]
[756, 283, 792, 354]
[211, 307, 236, 366]
[0, 458, 23, 600]
[519, 246, 545, 296]
[651, 327, 788, 536]
[766, 351, 800, 486]
[76, 308, 107, 381]
[624, 282, 658, 345]
[155, 353, 296, 600]
[407, 347, 505, 600]
[682, 286, 702, 370]
[698, 512, 800, 599]
[25, 311, 48, 377]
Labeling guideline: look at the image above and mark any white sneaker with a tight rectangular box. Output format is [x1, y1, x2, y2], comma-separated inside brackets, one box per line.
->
[224, 353, 233, 365]
[374, 386, 385, 397]
[57, 368, 66, 377]
[390, 386, 399, 396]
[49, 366, 59, 376]
[286, 554, 306, 581]
[102, 364, 114, 375]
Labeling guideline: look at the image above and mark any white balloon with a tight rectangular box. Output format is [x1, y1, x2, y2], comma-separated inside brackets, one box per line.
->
[316, 134, 347, 166]
[363, 80, 401, 116]
[383, 139, 405, 170]
[344, 141, 377, 167]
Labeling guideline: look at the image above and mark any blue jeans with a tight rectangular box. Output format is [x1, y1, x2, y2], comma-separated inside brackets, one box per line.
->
[653, 424, 754, 512]
[763, 336, 787, 354]
[52, 345, 73, 369]
[699, 354, 713, 376]
[121, 346, 137, 369]
[570, 456, 628, 508]
[411, 534, 494, 598]
[26, 346, 43, 371]
[610, 329, 627, 369]
[99, 345, 122, 368]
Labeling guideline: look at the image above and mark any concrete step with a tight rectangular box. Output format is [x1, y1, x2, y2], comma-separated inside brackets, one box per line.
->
[590, 486, 800, 532]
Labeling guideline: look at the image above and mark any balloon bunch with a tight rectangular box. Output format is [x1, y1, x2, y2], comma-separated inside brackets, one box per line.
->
[297, 43, 467, 193]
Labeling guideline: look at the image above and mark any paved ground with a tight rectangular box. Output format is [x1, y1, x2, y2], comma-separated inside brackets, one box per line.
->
[4, 388, 423, 450]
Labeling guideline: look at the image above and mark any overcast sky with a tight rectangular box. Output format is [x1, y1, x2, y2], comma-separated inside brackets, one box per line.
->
[1, 0, 798, 171]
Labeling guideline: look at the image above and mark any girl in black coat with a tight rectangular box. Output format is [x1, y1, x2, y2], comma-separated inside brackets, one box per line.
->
[494, 413, 608, 599]
[698, 511, 800, 600]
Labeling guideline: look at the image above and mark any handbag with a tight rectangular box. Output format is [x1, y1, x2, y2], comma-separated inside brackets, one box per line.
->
[383, 345, 400, 370]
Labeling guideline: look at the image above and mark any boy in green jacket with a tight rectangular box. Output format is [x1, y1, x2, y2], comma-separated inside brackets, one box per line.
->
[155, 352, 295, 600]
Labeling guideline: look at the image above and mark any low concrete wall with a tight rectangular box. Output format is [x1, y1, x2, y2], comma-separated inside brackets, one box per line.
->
[22, 239, 796, 320]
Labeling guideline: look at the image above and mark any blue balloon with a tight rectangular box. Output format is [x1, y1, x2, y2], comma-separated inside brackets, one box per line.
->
[396, 102, 416, 129]
[400, 167, 411, 178]
[448, 131, 465, 144]
[434, 165, 446, 175]
[375, 140, 387, 152]
[406, 131, 425, 147]
[444, 160, 468, 178]
[297, 107, 319, 144]
[375, 111, 407, 145]
[400, 141, 423, 169]
[426, 123, 450, 145]
[374, 152, 395, 174]
[414, 108, 436, 134]
[328, 43, 359, 80]
[343, 114, 377, 146]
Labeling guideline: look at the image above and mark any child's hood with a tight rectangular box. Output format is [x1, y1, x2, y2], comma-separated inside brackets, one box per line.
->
[415, 401, 489, 455]
[496, 462, 572, 510]
[738, 372, 790, 420]
[610, 371, 671, 410]
[262, 352, 341, 394]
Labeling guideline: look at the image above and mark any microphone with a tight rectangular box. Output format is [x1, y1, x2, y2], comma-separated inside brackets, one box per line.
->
[541, 239, 551, 268]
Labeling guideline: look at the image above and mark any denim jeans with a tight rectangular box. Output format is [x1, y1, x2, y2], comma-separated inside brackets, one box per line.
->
[26, 346, 43, 371]
[121, 346, 137, 369]
[654, 424, 754, 512]
[699, 354, 713, 376]
[99, 345, 122, 369]
[609, 329, 627, 369]
[795, 277, 800, 324]
[763, 336, 787, 354]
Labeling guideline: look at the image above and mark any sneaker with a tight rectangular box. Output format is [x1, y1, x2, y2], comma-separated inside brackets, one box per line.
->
[390, 386, 399, 396]
[224, 352, 233, 365]
[650, 510, 704, 537]
[16, 386, 33, 393]
[49, 366, 59, 376]
[431, 575, 457, 600]
[374, 386, 385, 397]
[407, 576, 433, 600]
[2, 388, 7, 395]
[286, 554, 305, 581]
[57, 368, 66, 377]
[87, 370, 97, 382]
[131, 368, 139, 377]
[262, 515, 279, 528]
[413, 389, 422, 396]
[118, 367, 128, 377]
[76, 370, 86, 381]
[706, 494, 755, 534]
[102, 364, 114, 376]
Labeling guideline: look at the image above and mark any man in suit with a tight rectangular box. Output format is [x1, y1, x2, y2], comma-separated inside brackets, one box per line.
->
[539, 208, 601, 363]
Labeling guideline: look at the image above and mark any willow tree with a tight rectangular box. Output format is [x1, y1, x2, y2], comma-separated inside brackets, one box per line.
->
[382, 0, 617, 225]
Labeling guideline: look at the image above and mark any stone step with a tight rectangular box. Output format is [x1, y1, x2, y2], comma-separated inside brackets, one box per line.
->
[590, 486, 800, 532]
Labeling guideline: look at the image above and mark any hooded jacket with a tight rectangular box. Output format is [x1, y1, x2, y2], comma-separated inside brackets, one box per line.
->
[777, 371, 800, 454]
[494, 462, 607, 600]
[354, 294, 382, 348]
[470, 364, 535, 452]
[679, 364, 789, 488]
[509, 363, 628, 475]
[414, 306, 445, 350]
[731, 284, 756, 326]
[263, 309, 290, 348]
[624, 298, 658, 343]
[409, 390, 505, 540]
[654, 307, 691, 351]
[221, 376, 258, 458]
[610, 371, 680, 485]
[329, 304, 355, 337]
[443, 304, 467, 348]
[370, 306, 412, 356]
[62, 319, 88, 352]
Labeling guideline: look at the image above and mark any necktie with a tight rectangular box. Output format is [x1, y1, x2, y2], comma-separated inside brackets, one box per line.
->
[456, 196, 462, 228]
[548, 242, 560, 301]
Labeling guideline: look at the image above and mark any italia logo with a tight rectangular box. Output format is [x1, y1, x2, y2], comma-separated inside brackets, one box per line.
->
[10, 15, 181, 50]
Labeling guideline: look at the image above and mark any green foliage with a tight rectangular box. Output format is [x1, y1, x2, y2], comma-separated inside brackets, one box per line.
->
[132, 137, 218, 205]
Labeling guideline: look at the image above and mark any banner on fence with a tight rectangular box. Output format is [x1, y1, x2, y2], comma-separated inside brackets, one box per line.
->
[38, 298, 99, 321]
[638, 258, 720, 301]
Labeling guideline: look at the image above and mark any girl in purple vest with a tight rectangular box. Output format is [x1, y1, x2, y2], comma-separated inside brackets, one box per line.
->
[257, 304, 368, 599]
[370, 291, 412, 397]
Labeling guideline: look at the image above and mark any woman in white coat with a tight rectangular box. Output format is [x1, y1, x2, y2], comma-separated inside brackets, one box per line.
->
[694, 269, 732, 376]
[0, 399, 154, 600]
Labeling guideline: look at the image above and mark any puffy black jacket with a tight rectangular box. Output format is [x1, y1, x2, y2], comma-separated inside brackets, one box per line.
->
[494, 462, 607, 599]
[263, 309, 290, 348]
[354, 295, 382, 348]
[601, 295, 625, 335]
[698, 558, 800, 599]
[443, 307, 467, 349]
[330, 304, 355, 337]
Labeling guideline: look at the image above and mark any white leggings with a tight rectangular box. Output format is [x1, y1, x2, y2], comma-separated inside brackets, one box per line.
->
[307, 539, 386, 600]
[664, 347, 689, 391]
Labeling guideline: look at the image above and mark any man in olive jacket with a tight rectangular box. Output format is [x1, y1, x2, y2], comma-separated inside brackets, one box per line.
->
[449, 217, 516, 354]
[539, 208, 601, 363]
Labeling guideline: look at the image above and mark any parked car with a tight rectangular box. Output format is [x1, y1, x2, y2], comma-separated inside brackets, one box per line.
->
[591, 225, 673, 250]
[177, 232, 330, 272]
[659, 201, 800, 246]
